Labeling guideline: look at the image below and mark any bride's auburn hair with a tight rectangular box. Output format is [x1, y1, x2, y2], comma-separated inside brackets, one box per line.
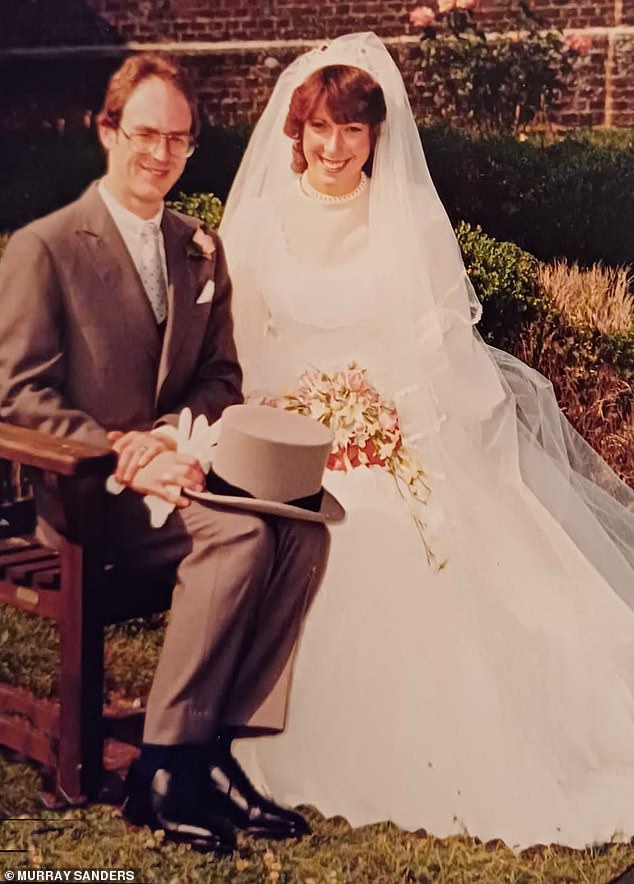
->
[283, 65, 387, 175]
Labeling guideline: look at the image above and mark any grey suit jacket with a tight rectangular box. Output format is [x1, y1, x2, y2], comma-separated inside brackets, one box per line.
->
[0, 182, 243, 446]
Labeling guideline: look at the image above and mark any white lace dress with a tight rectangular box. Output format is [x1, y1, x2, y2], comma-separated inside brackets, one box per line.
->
[230, 174, 634, 850]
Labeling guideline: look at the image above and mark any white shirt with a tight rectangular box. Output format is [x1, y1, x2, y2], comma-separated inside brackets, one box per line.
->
[98, 180, 169, 287]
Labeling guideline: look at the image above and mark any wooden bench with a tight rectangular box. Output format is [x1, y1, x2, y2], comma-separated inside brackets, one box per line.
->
[0, 423, 173, 804]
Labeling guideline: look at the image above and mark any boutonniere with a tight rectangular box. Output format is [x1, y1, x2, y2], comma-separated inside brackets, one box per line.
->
[187, 227, 216, 260]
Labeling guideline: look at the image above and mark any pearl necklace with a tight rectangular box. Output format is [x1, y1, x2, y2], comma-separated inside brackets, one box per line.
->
[300, 171, 368, 204]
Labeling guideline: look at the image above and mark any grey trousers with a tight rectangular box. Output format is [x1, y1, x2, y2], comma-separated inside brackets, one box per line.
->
[102, 491, 329, 746]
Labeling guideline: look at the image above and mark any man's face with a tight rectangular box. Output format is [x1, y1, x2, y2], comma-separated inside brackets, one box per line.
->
[99, 76, 192, 219]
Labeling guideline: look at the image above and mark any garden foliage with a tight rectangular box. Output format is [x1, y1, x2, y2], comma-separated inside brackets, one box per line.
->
[455, 220, 545, 349]
[423, 126, 634, 266]
[538, 261, 633, 336]
[2, 125, 633, 267]
[166, 191, 224, 230]
[410, 0, 586, 133]
[458, 223, 633, 486]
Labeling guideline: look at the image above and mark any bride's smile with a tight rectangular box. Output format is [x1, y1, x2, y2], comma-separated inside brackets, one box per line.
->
[318, 156, 348, 172]
[302, 98, 371, 196]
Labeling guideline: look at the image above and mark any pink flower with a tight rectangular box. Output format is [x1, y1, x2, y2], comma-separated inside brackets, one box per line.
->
[379, 408, 399, 432]
[259, 396, 281, 408]
[456, 0, 476, 9]
[347, 370, 366, 392]
[328, 447, 347, 472]
[362, 439, 387, 467]
[409, 5, 436, 27]
[191, 227, 216, 260]
[438, 0, 456, 13]
[347, 443, 362, 468]
[565, 34, 592, 56]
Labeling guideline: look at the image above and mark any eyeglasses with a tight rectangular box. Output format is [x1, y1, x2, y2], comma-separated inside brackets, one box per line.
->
[118, 125, 197, 158]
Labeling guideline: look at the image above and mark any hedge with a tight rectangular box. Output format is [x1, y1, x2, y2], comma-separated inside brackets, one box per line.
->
[423, 126, 634, 267]
[0, 124, 250, 232]
[1, 124, 634, 267]
[454, 220, 545, 350]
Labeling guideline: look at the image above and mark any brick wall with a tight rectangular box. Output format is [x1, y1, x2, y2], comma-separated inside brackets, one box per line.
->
[0, 0, 626, 45]
[477, 0, 617, 30]
[1, 0, 633, 128]
[611, 35, 634, 126]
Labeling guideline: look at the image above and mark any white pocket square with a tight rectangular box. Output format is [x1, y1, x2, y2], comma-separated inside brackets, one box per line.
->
[196, 280, 215, 304]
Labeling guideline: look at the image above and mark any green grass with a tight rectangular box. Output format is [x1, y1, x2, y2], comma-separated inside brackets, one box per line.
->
[1, 765, 634, 883]
[2, 604, 634, 882]
[0, 606, 165, 700]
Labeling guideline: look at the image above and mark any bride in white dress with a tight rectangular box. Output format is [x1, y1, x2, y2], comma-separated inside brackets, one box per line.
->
[219, 32, 634, 849]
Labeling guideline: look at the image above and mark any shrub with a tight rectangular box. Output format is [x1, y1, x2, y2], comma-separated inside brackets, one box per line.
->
[0, 123, 250, 232]
[599, 332, 634, 383]
[410, 2, 584, 133]
[166, 192, 224, 230]
[526, 127, 634, 150]
[512, 317, 634, 487]
[423, 127, 634, 266]
[455, 222, 634, 487]
[0, 129, 104, 231]
[455, 221, 548, 348]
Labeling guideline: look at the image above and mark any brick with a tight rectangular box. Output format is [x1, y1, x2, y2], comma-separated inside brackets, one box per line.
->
[0, 0, 630, 129]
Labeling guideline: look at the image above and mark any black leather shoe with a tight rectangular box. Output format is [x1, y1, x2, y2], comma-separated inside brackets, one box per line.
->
[123, 759, 237, 854]
[209, 744, 311, 839]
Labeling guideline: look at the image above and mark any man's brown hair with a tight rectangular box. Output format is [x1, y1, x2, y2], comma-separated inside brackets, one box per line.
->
[98, 52, 200, 137]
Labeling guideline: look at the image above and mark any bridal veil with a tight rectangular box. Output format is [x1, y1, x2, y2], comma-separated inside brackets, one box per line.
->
[220, 31, 634, 602]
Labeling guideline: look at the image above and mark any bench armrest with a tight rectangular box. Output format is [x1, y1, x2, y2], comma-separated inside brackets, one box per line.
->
[0, 423, 116, 477]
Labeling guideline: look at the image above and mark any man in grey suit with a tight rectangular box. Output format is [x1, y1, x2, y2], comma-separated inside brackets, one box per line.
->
[0, 53, 328, 853]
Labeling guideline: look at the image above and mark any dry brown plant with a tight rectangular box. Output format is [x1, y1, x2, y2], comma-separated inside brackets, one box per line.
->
[538, 260, 634, 335]
[512, 317, 634, 488]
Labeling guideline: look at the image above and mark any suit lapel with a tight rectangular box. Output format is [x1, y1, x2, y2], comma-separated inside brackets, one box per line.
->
[156, 210, 201, 399]
[75, 183, 162, 361]
[75, 185, 210, 409]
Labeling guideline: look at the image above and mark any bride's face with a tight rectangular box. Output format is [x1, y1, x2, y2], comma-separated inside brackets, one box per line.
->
[302, 98, 371, 197]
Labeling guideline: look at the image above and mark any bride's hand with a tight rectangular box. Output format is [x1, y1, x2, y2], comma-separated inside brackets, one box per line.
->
[108, 429, 176, 483]
[126, 450, 205, 508]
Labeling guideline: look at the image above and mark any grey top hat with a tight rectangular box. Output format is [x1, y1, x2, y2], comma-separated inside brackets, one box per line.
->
[187, 404, 345, 523]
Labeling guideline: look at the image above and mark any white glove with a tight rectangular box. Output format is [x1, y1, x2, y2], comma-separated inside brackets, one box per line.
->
[106, 408, 220, 528]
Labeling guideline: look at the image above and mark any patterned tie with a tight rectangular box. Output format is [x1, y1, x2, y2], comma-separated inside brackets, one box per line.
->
[139, 222, 168, 324]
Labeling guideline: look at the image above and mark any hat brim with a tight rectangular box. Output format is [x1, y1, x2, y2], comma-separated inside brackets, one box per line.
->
[185, 487, 346, 524]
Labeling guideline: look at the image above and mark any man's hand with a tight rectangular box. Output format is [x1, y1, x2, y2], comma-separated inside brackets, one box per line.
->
[108, 429, 176, 483]
[126, 450, 205, 508]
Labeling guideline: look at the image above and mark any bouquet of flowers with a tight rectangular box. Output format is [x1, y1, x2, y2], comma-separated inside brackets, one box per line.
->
[259, 363, 445, 570]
